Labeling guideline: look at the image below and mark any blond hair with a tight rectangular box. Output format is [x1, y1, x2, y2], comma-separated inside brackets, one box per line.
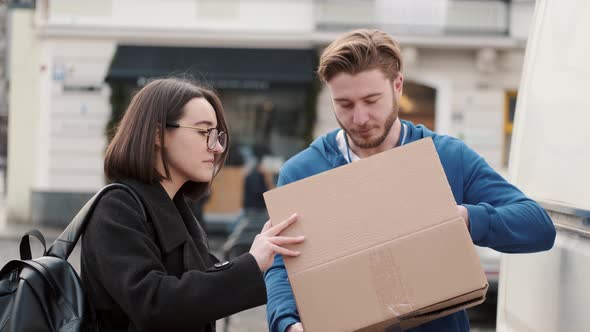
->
[317, 29, 403, 82]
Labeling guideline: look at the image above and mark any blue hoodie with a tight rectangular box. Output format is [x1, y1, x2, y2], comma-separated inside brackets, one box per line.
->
[265, 121, 555, 332]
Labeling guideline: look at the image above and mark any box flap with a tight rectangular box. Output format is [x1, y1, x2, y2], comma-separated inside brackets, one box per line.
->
[289, 218, 488, 332]
[399, 296, 486, 330]
[264, 138, 459, 275]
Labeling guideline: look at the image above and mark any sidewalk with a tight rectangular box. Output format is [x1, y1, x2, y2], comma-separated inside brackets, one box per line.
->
[0, 183, 66, 267]
[0, 172, 62, 248]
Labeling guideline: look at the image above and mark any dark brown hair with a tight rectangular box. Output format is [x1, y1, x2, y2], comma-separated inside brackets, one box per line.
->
[104, 78, 229, 200]
[317, 29, 403, 83]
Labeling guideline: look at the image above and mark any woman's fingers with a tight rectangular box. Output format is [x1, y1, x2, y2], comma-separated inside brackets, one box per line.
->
[269, 236, 305, 246]
[261, 220, 272, 232]
[271, 243, 301, 257]
[266, 213, 298, 236]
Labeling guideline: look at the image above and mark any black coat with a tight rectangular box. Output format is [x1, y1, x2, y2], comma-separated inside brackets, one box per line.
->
[81, 179, 267, 332]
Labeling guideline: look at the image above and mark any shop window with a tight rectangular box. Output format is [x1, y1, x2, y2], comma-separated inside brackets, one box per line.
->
[504, 90, 517, 167]
[400, 81, 436, 130]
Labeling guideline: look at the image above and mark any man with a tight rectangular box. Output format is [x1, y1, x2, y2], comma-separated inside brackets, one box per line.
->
[264, 29, 555, 332]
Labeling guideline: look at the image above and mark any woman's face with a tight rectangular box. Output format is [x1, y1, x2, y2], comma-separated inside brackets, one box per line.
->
[163, 97, 225, 184]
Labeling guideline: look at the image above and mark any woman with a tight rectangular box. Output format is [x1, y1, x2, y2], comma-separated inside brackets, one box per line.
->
[81, 78, 304, 332]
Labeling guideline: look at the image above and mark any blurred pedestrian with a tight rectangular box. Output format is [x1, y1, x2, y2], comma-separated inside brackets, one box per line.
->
[243, 145, 272, 212]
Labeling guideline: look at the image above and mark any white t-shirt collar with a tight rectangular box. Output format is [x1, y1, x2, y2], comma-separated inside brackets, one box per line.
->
[335, 123, 408, 163]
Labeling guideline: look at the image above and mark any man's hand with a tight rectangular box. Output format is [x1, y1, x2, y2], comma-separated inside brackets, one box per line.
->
[287, 323, 304, 332]
[457, 205, 470, 231]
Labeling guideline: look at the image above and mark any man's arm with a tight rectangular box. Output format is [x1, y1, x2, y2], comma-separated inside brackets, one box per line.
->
[460, 143, 556, 253]
[265, 172, 302, 332]
[265, 254, 301, 332]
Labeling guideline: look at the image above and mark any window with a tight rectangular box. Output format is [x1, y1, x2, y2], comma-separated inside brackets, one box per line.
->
[503, 90, 517, 167]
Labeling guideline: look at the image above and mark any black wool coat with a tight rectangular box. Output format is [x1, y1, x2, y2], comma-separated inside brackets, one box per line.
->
[81, 179, 267, 332]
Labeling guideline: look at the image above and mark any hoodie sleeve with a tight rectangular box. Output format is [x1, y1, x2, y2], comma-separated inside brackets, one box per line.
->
[265, 172, 301, 332]
[461, 142, 556, 253]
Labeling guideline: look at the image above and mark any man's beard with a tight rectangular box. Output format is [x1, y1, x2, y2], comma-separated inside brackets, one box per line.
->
[337, 105, 399, 149]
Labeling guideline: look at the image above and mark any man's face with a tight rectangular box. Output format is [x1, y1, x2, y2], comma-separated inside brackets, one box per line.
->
[327, 68, 403, 149]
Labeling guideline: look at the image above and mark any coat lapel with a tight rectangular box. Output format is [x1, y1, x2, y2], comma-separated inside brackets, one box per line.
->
[173, 194, 213, 271]
[119, 179, 212, 271]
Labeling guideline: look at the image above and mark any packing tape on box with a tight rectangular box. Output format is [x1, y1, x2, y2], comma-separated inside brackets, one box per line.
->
[368, 247, 415, 329]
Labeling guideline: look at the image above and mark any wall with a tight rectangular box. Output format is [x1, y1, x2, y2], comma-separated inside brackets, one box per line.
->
[47, 0, 314, 33]
[6, 9, 40, 224]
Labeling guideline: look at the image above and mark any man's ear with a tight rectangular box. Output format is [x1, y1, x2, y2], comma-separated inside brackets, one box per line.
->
[393, 72, 404, 97]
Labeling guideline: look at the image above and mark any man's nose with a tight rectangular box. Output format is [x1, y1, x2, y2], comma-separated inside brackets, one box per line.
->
[352, 106, 370, 126]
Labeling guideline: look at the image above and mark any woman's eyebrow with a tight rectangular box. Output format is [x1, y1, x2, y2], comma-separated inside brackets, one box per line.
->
[192, 120, 215, 127]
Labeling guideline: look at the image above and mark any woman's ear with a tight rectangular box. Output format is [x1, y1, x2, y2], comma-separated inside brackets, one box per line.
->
[155, 125, 162, 148]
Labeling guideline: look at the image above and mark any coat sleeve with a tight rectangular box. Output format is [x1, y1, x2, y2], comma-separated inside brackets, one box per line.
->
[83, 190, 267, 331]
[264, 173, 301, 332]
[460, 142, 556, 253]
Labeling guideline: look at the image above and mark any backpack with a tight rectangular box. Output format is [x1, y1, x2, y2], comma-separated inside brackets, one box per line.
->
[0, 183, 145, 332]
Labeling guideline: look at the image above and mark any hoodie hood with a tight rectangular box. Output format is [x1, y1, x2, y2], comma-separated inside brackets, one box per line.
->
[308, 120, 435, 167]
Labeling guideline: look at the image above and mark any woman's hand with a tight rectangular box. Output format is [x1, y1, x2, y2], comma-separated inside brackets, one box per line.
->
[249, 213, 304, 272]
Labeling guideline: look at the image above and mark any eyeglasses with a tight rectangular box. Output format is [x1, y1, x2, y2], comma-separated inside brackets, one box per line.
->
[166, 122, 227, 152]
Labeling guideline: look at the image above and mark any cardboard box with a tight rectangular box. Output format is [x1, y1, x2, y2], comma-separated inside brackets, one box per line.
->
[264, 138, 488, 331]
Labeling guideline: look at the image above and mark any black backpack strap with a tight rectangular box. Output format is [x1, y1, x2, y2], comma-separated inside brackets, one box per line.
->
[19, 229, 47, 260]
[47, 183, 146, 260]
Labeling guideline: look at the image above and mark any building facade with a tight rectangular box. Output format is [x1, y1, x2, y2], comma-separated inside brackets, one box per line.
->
[5, 0, 534, 225]
[0, 1, 8, 193]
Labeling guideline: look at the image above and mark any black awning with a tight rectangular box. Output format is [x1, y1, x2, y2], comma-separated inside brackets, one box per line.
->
[106, 45, 318, 87]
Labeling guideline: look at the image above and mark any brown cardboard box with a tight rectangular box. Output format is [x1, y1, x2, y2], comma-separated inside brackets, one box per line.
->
[264, 138, 488, 331]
